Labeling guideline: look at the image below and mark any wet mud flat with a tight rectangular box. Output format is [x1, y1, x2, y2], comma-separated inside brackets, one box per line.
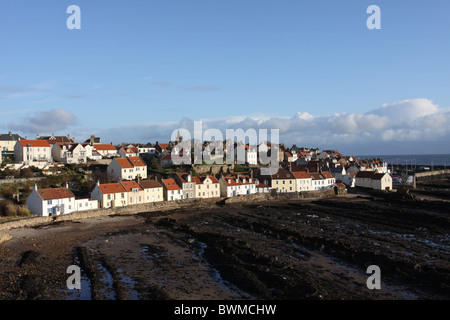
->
[0, 194, 449, 300]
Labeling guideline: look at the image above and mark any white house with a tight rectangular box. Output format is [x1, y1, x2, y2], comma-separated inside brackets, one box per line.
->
[255, 179, 271, 193]
[219, 175, 257, 197]
[161, 178, 183, 201]
[309, 172, 327, 190]
[139, 144, 156, 155]
[14, 140, 52, 166]
[322, 171, 336, 188]
[93, 144, 117, 157]
[107, 156, 147, 181]
[292, 171, 312, 191]
[52, 143, 87, 164]
[371, 172, 393, 190]
[118, 146, 139, 158]
[74, 198, 99, 212]
[90, 182, 128, 208]
[355, 171, 392, 190]
[27, 184, 75, 216]
[246, 146, 258, 165]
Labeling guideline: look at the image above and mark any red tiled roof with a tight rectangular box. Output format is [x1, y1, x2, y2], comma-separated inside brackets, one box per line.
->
[222, 175, 255, 186]
[37, 187, 74, 200]
[97, 183, 127, 195]
[321, 171, 335, 179]
[115, 158, 134, 169]
[120, 180, 143, 192]
[122, 147, 139, 154]
[161, 179, 182, 191]
[19, 140, 51, 148]
[158, 143, 169, 149]
[292, 171, 311, 179]
[128, 156, 146, 167]
[193, 175, 219, 185]
[176, 172, 193, 183]
[94, 144, 116, 151]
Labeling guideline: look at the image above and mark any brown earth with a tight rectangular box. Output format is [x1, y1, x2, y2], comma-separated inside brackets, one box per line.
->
[0, 191, 449, 300]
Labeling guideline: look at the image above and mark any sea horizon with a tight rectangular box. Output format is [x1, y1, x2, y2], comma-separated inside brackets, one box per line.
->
[355, 153, 450, 167]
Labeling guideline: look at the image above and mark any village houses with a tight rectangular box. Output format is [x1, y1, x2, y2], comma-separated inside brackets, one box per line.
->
[355, 171, 392, 190]
[292, 171, 313, 191]
[219, 175, 257, 197]
[14, 139, 52, 166]
[193, 175, 221, 199]
[90, 182, 128, 208]
[27, 183, 98, 216]
[52, 142, 87, 164]
[161, 178, 183, 201]
[0, 132, 22, 153]
[118, 146, 139, 158]
[268, 168, 297, 193]
[175, 173, 196, 199]
[93, 144, 118, 158]
[139, 179, 163, 203]
[107, 156, 147, 181]
[121, 180, 145, 205]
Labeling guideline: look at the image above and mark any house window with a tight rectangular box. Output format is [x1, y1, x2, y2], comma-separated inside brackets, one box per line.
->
[47, 200, 52, 205]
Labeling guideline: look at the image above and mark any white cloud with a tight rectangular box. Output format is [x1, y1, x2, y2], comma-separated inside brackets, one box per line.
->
[39, 98, 447, 155]
[9, 108, 78, 134]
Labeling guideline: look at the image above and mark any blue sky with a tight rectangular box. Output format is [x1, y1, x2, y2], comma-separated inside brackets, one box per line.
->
[1, 0, 450, 155]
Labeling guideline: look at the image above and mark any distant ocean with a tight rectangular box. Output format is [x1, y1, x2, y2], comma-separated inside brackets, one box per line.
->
[355, 154, 450, 167]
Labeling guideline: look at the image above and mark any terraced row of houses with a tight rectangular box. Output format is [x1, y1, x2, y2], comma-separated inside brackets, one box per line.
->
[25, 167, 341, 216]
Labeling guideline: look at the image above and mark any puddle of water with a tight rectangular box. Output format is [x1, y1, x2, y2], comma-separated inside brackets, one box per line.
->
[116, 268, 139, 300]
[192, 240, 255, 299]
[97, 263, 115, 300]
[63, 252, 92, 300]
